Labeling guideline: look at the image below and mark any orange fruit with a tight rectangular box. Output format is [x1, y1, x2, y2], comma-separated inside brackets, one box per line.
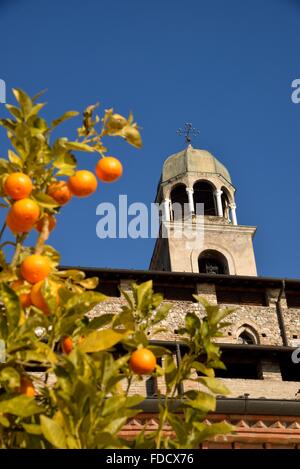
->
[11, 280, 31, 308]
[129, 348, 156, 375]
[10, 198, 40, 227]
[35, 214, 57, 233]
[68, 170, 98, 197]
[6, 211, 33, 233]
[61, 336, 73, 354]
[19, 377, 35, 397]
[30, 280, 49, 314]
[4, 172, 33, 200]
[20, 255, 50, 284]
[47, 181, 72, 206]
[30, 279, 60, 315]
[95, 157, 123, 183]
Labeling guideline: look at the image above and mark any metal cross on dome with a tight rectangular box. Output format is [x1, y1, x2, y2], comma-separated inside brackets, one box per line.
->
[176, 123, 200, 144]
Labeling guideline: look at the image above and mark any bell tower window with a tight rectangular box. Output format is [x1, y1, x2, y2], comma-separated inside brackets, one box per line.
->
[193, 181, 216, 216]
[170, 184, 188, 220]
[198, 250, 229, 275]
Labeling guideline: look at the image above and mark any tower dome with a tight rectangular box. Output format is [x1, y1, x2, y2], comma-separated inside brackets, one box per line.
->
[150, 143, 257, 276]
[162, 145, 231, 184]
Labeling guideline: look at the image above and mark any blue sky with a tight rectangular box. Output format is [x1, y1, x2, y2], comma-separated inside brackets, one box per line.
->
[0, 0, 300, 278]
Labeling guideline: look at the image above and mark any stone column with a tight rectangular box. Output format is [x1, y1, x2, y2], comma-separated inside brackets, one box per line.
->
[214, 190, 223, 217]
[229, 203, 238, 225]
[163, 198, 171, 222]
[186, 187, 194, 216]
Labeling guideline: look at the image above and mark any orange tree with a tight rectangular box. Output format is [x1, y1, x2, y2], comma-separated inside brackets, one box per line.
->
[0, 89, 234, 448]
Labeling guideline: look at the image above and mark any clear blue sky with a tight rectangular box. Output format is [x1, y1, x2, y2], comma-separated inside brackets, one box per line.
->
[0, 0, 299, 278]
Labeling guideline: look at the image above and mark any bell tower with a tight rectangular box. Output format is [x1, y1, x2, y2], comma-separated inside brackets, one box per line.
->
[150, 144, 257, 275]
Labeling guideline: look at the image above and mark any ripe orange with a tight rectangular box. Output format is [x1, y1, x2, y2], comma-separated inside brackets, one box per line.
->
[129, 348, 156, 375]
[4, 172, 33, 200]
[35, 214, 57, 233]
[95, 157, 123, 183]
[47, 181, 72, 206]
[61, 336, 73, 354]
[19, 377, 35, 397]
[11, 280, 32, 308]
[6, 211, 33, 233]
[20, 255, 50, 284]
[11, 198, 40, 227]
[68, 170, 98, 197]
[30, 280, 60, 315]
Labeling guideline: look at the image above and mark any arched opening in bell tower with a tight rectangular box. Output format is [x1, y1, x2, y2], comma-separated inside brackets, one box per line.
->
[198, 249, 229, 275]
[221, 187, 231, 221]
[193, 180, 216, 216]
[170, 183, 188, 220]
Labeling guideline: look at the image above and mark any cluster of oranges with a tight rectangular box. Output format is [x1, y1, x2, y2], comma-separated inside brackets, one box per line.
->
[3, 156, 123, 314]
[4, 153, 157, 391]
[4, 156, 123, 236]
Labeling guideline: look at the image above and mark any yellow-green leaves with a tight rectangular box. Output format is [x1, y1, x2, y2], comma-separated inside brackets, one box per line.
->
[0, 283, 21, 334]
[40, 415, 67, 449]
[103, 108, 142, 148]
[78, 329, 127, 353]
[12, 89, 32, 119]
[51, 111, 79, 129]
[0, 395, 43, 418]
[52, 152, 77, 177]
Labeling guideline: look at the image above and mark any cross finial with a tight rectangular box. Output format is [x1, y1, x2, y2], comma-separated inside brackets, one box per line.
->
[176, 123, 200, 145]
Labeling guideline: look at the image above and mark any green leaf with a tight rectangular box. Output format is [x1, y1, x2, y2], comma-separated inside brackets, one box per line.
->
[148, 345, 171, 357]
[0, 415, 10, 427]
[86, 314, 114, 330]
[164, 354, 177, 391]
[78, 329, 127, 353]
[32, 192, 60, 208]
[168, 414, 187, 443]
[0, 395, 43, 417]
[12, 88, 32, 117]
[64, 291, 107, 316]
[62, 141, 94, 153]
[196, 376, 230, 395]
[0, 158, 9, 174]
[53, 152, 77, 176]
[0, 283, 21, 333]
[78, 277, 99, 289]
[51, 111, 79, 129]
[8, 149, 22, 167]
[40, 415, 67, 448]
[192, 421, 235, 440]
[5, 104, 22, 120]
[135, 280, 153, 312]
[184, 391, 216, 413]
[192, 362, 215, 377]
[0, 367, 20, 388]
[152, 303, 171, 324]
[22, 423, 42, 435]
[185, 312, 200, 333]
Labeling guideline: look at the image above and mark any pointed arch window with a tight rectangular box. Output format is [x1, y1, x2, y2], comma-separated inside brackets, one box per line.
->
[237, 325, 259, 345]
